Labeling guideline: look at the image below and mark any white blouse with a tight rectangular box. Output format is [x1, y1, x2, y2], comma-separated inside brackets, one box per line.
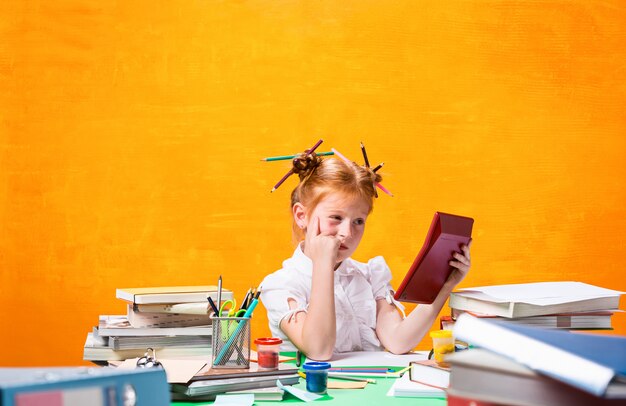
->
[260, 244, 404, 353]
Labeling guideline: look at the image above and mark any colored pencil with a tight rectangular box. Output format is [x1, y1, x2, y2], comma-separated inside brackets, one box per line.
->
[270, 139, 324, 192]
[261, 151, 334, 161]
[360, 141, 370, 167]
[331, 147, 352, 166]
[372, 162, 384, 172]
[375, 182, 393, 197]
[329, 368, 392, 373]
[329, 373, 377, 384]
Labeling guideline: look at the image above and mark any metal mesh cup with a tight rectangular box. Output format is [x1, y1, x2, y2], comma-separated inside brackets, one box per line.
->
[211, 316, 251, 368]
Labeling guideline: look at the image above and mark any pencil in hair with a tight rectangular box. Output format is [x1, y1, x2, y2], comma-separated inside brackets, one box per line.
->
[376, 182, 393, 197]
[261, 151, 334, 162]
[271, 169, 294, 192]
[360, 141, 370, 167]
[372, 162, 384, 172]
[306, 139, 323, 155]
[270, 139, 324, 192]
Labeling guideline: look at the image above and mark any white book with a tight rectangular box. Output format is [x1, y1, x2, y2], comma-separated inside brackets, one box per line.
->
[83, 333, 211, 362]
[450, 281, 622, 318]
[98, 315, 211, 337]
[127, 304, 212, 328]
[116, 285, 233, 305]
[387, 373, 446, 398]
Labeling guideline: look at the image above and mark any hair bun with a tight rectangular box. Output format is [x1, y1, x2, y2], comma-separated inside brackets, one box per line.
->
[292, 152, 322, 180]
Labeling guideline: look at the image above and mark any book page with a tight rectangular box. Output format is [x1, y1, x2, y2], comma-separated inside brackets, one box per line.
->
[310, 351, 429, 367]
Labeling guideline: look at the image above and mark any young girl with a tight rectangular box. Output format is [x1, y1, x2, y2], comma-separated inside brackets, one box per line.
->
[260, 148, 472, 360]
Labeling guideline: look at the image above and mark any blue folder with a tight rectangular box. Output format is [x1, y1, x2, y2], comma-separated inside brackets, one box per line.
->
[0, 366, 169, 406]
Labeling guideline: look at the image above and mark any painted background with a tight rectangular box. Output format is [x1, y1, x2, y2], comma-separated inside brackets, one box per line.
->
[1, 1, 625, 366]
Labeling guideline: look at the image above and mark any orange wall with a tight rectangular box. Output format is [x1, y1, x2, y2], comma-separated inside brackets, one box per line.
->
[1, 1, 625, 366]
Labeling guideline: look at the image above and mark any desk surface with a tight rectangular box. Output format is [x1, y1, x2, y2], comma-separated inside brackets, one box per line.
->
[172, 377, 446, 405]
[171, 352, 447, 405]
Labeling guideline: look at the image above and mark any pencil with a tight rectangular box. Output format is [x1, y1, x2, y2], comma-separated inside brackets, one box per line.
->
[375, 182, 393, 197]
[328, 373, 377, 384]
[372, 162, 384, 173]
[270, 139, 324, 192]
[331, 148, 352, 166]
[216, 275, 222, 314]
[360, 141, 370, 167]
[298, 372, 376, 384]
[271, 169, 294, 193]
[261, 151, 334, 161]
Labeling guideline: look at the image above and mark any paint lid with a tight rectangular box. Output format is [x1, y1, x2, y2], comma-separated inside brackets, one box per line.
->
[303, 361, 331, 371]
[254, 337, 283, 345]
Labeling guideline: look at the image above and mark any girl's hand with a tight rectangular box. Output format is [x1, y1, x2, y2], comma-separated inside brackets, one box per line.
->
[303, 216, 341, 269]
[445, 239, 472, 288]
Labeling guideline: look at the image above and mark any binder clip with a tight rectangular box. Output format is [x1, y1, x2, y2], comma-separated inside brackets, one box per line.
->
[136, 348, 163, 369]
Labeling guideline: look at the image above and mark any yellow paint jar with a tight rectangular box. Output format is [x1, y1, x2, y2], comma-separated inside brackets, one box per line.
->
[429, 329, 455, 366]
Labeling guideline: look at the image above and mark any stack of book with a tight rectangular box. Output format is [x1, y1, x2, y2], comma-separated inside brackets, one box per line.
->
[445, 281, 622, 330]
[170, 363, 300, 402]
[448, 314, 626, 406]
[83, 285, 233, 364]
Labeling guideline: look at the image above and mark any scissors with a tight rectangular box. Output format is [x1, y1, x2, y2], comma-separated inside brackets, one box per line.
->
[219, 299, 247, 340]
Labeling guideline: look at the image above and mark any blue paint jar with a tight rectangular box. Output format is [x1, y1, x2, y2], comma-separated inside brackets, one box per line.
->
[303, 361, 331, 394]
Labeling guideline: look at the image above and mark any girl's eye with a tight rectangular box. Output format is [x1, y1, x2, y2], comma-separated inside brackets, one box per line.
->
[330, 215, 342, 221]
[354, 219, 365, 226]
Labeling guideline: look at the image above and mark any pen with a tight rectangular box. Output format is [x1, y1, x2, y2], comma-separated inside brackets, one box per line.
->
[296, 350, 302, 367]
[217, 275, 222, 315]
[207, 296, 219, 316]
[240, 288, 252, 311]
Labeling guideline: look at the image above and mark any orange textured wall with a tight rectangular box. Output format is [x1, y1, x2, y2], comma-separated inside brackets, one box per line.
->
[1, 1, 625, 366]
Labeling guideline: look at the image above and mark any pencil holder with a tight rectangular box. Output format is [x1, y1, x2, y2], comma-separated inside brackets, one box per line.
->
[211, 316, 251, 369]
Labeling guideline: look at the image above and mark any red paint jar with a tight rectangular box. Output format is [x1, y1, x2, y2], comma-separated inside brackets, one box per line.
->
[254, 337, 282, 369]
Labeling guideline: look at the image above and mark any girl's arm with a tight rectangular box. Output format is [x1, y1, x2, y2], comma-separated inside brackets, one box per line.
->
[279, 217, 339, 360]
[375, 242, 472, 354]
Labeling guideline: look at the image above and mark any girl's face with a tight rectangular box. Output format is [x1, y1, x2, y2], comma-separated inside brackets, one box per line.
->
[307, 193, 370, 263]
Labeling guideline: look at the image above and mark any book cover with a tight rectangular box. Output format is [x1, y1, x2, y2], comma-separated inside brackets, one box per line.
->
[453, 314, 626, 398]
[449, 282, 622, 318]
[394, 212, 473, 304]
[116, 285, 233, 304]
[448, 349, 626, 406]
